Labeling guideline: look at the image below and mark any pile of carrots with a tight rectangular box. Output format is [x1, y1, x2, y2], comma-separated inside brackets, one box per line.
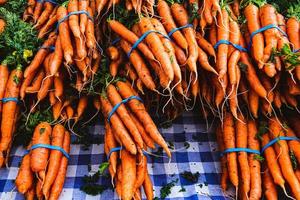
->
[0, 0, 299, 199]
[218, 113, 300, 199]
[15, 123, 70, 200]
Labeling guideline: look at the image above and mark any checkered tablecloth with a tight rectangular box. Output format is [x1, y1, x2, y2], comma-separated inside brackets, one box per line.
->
[0, 112, 234, 200]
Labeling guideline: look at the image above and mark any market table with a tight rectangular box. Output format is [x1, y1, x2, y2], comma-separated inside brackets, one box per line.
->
[0, 112, 234, 200]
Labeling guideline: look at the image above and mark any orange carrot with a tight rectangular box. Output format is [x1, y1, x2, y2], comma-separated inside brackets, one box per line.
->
[135, 154, 147, 190]
[263, 167, 278, 200]
[57, 6, 74, 64]
[223, 112, 238, 187]
[0, 67, 23, 151]
[42, 124, 65, 198]
[38, 15, 57, 39]
[25, 69, 45, 93]
[216, 124, 228, 191]
[248, 120, 262, 199]
[30, 122, 52, 172]
[244, 4, 264, 65]
[121, 149, 136, 200]
[33, 2, 43, 23]
[0, 65, 9, 115]
[15, 146, 33, 194]
[196, 32, 216, 59]
[143, 170, 154, 200]
[79, 0, 89, 34]
[105, 122, 118, 175]
[68, 0, 81, 39]
[285, 127, 300, 164]
[49, 131, 70, 200]
[49, 37, 63, 76]
[54, 73, 64, 101]
[35, 2, 54, 28]
[100, 95, 137, 155]
[198, 46, 218, 74]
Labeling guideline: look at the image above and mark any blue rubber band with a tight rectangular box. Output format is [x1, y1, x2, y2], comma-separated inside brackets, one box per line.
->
[168, 24, 193, 38]
[248, 24, 287, 51]
[221, 148, 260, 157]
[107, 146, 122, 160]
[25, 144, 70, 159]
[261, 136, 300, 153]
[107, 96, 143, 123]
[214, 40, 247, 52]
[0, 97, 19, 103]
[40, 45, 55, 51]
[293, 48, 300, 53]
[56, 10, 93, 33]
[111, 38, 121, 45]
[127, 30, 170, 57]
[37, 0, 58, 5]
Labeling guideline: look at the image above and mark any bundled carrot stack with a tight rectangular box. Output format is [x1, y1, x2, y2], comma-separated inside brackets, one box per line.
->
[218, 112, 300, 199]
[15, 122, 71, 200]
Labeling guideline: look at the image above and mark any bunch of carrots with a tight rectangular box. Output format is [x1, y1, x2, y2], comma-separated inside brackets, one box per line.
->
[0, 0, 299, 199]
[15, 123, 70, 200]
[218, 113, 300, 200]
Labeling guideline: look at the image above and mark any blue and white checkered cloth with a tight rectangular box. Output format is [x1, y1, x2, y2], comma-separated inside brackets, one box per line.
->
[0, 112, 234, 200]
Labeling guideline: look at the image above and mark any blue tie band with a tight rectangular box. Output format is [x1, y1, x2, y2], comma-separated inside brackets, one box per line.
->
[25, 144, 70, 159]
[168, 24, 193, 38]
[214, 40, 247, 52]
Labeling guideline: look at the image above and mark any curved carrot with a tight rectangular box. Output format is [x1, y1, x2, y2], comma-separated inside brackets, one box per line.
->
[30, 122, 52, 172]
[49, 131, 70, 200]
[38, 15, 57, 39]
[248, 120, 262, 200]
[0, 68, 23, 151]
[121, 149, 136, 200]
[25, 69, 45, 93]
[42, 124, 65, 198]
[35, 2, 54, 28]
[49, 37, 63, 76]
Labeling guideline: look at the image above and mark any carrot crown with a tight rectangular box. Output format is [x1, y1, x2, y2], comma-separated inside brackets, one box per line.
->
[287, 1, 300, 21]
[240, 0, 266, 8]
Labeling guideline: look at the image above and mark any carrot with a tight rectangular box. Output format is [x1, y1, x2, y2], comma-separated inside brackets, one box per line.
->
[223, 112, 238, 187]
[138, 17, 174, 81]
[54, 73, 64, 101]
[286, 17, 300, 51]
[239, 36, 267, 99]
[248, 120, 262, 200]
[36, 180, 43, 200]
[228, 19, 240, 57]
[109, 53, 123, 77]
[38, 14, 57, 39]
[52, 101, 63, 121]
[261, 134, 285, 189]
[66, 105, 74, 119]
[43, 124, 65, 198]
[106, 84, 144, 149]
[0, 67, 22, 151]
[49, 131, 70, 200]
[263, 63, 276, 78]
[57, 6, 74, 64]
[269, 118, 300, 199]
[48, 37, 63, 76]
[67, 0, 81, 39]
[296, 169, 300, 183]
[244, 3, 264, 65]
[236, 114, 250, 195]
[157, 0, 188, 50]
[96, 0, 108, 15]
[100, 95, 137, 155]
[75, 95, 88, 123]
[35, 2, 54, 28]
[173, 42, 187, 65]
[25, 186, 35, 200]
[79, 0, 89, 34]
[198, 46, 218, 74]
[286, 127, 300, 164]
[0, 65, 9, 115]
[38, 54, 54, 102]
[107, 46, 119, 61]
[108, 20, 155, 60]
[150, 18, 182, 85]
[105, 122, 118, 175]
[121, 149, 136, 200]
[25, 69, 45, 93]
[75, 33, 87, 60]
[74, 57, 88, 81]
[15, 147, 33, 194]
[209, 22, 217, 46]
[228, 50, 240, 86]
[33, 2, 43, 23]
[273, 89, 282, 110]
[129, 111, 155, 149]
[134, 154, 147, 190]
[196, 32, 216, 59]
[24, 33, 57, 78]
[119, 39, 156, 91]
[116, 81, 171, 157]
[171, 3, 198, 79]
[287, 76, 300, 95]
[203, 0, 213, 25]
[124, 63, 138, 84]
[216, 8, 229, 81]
[263, 167, 278, 200]
[216, 124, 228, 190]
[232, 0, 240, 17]
[143, 170, 154, 200]
[30, 122, 52, 172]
